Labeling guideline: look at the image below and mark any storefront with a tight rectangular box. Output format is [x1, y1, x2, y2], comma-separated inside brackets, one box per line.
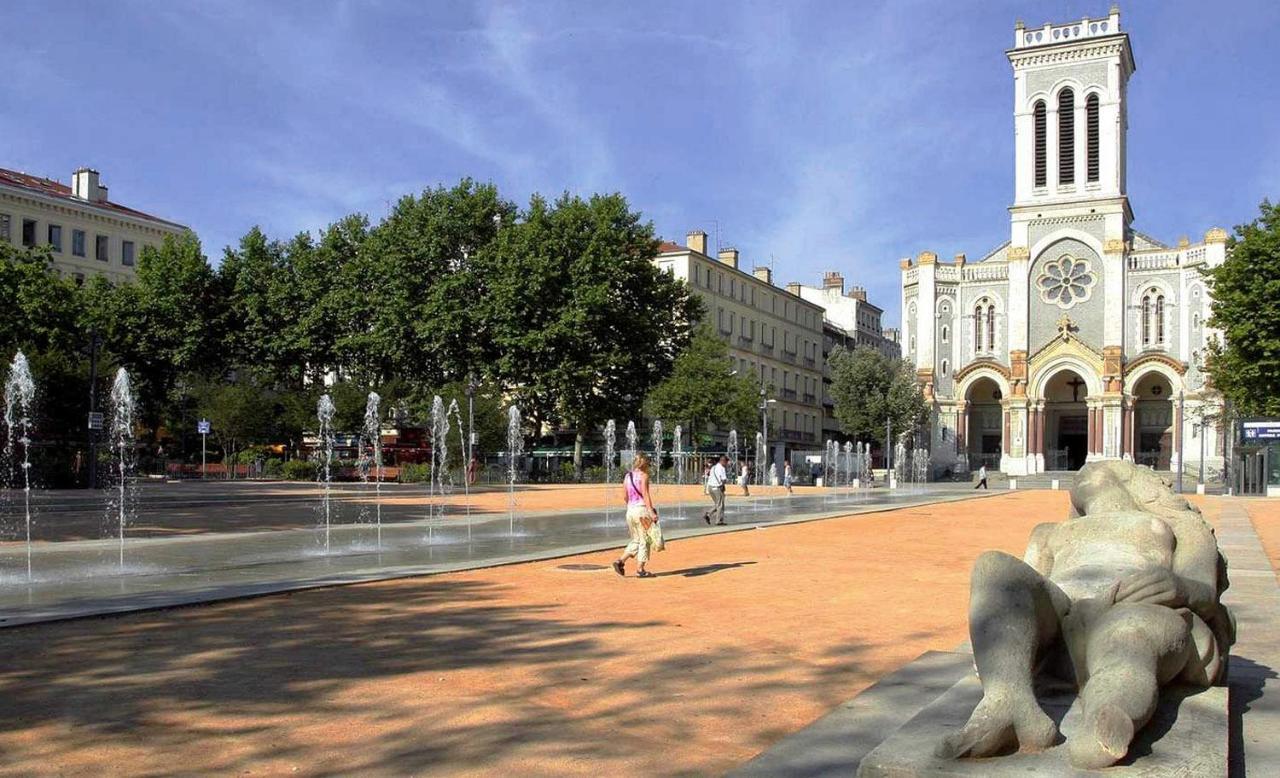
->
[1237, 419, 1280, 496]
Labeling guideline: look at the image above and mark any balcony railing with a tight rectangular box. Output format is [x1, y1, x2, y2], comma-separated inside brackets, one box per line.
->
[781, 350, 797, 365]
[802, 393, 817, 404]
[781, 388, 798, 400]
[758, 342, 774, 355]
[803, 356, 816, 368]
[737, 335, 753, 347]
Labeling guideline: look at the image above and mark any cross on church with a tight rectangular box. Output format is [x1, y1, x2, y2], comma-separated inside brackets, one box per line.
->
[1067, 375, 1087, 402]
[1056, 314, 1075, 341]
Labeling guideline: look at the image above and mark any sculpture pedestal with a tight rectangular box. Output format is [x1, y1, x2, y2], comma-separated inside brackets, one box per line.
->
[857, 667, 1227, 777]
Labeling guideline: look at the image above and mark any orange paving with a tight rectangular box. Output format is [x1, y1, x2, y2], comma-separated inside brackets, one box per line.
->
[370, 482, 803, 512]
[1245, 499, 1280, 581]
[0, 491, 1105, 776]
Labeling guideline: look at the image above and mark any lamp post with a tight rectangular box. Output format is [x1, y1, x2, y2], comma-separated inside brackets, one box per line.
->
[1176, 390, 1185, 494]
[86, 330, 102, 489]
[758, 387, 776, 483]
[465, 373, 478, 472]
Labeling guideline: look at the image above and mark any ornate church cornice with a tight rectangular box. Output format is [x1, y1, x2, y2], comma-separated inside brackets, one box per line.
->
[1009, 40, 1127, 69]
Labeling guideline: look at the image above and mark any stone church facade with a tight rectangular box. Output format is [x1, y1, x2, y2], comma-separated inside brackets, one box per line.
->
[900, 8, 1227, 477]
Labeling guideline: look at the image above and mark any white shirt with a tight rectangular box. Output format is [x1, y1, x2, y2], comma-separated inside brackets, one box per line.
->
[707, 462, 728, 488]
[979, 466, 987, 479]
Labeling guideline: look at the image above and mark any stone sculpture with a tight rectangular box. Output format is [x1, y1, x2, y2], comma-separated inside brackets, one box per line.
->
[936, 460, 1234, 769]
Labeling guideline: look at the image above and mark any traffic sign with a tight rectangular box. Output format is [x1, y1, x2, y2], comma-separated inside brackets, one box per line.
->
[87, 412, 104, 431]
[198, 419, 211, 435]
[1242, 421, 1280, 441]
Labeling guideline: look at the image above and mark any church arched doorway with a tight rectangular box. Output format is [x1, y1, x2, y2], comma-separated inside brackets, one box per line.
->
[965, 377, 1004, 471]
[1132, 372, 1174, 469]
[1042, 369, 1090, 470]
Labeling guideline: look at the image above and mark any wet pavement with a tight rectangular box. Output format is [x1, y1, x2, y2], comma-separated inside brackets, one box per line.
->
[0, 484, 995, 627]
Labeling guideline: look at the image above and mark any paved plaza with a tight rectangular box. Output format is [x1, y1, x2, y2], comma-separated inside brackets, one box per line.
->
[0, 488, 1274, 775]
[0, 481, 977, 625]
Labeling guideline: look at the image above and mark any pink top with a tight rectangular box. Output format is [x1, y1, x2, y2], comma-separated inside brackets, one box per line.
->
[625, 469, 646, 505]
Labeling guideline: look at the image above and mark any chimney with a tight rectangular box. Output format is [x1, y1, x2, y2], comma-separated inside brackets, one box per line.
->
[686, 230, 707, 255]
[822, 271, 844, 294]
[848, 286, 867, 302]
[785, 282, 802, 296]
[753, 267, 773, 285]
[72, 167, 107, 203]
[717, 247, 739, 269]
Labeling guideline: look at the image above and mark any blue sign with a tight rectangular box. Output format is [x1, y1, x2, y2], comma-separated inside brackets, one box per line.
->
[1242, 422, 1280, 441]
[197, 419, 211, 435]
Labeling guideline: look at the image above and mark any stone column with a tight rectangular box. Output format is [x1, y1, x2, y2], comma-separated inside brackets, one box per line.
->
[1087, 405, 1099, 457]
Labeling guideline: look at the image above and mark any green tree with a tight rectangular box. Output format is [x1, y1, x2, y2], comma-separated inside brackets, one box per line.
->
[191, 377, 277, 477]
[481, 192, 702, 475]
[1206, 200, 1280, 416]
[351, 179, 513, 385]
[87, 232, 224, 434]
[645, 325, 760, 449]
[829, 346, 928, 450]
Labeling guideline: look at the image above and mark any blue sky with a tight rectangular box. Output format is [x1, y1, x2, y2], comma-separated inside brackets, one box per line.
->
[4, 1, 1277, 326]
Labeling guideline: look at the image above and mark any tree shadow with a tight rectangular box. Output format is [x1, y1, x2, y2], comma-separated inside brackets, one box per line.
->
[0, 572, 951, 774]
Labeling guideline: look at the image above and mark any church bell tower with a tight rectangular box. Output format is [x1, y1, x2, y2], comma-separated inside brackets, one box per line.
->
[1008, 5, 1134, 217]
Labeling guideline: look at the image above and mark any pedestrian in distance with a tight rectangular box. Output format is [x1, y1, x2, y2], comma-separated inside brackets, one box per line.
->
[613, 452, 661, 578]
[467, 452, 480, 486]
[975, 464, 989, 490]
[783, 461, 794, 495]
[738, 459, 751, 496]
[703, 454, 730, 526]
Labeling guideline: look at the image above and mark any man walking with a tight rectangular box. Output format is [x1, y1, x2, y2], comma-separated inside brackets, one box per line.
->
[974, 464, 988, 490]
[703, 454, 729, 526]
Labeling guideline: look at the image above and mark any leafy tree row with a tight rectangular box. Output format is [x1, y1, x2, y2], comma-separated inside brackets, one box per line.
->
[0, 180, 702, 483]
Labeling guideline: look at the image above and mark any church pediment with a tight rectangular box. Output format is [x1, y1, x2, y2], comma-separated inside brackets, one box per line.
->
[1027, 315, 1103, 369]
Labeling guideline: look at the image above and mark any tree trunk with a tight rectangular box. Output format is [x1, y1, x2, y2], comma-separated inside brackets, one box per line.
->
[573, 431, 584, 482]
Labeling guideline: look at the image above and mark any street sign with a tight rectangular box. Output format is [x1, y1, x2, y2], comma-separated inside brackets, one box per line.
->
[198, 420, 211, 435]
[1242, 421, 1280, 441]
[87, 412, 104, 431]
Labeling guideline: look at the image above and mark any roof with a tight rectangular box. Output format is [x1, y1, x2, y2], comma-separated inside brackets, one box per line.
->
[656, 240, 686, 253]
[1130, 230, 1169, 250]
[0, 167, 187, 230]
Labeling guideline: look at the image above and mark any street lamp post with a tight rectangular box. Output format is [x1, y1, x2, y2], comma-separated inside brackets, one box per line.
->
[465, 374, 478, 471]
[758, 386, 776, 485]
[86, 330, 102, 489]
[1176, 390, 1185, 494]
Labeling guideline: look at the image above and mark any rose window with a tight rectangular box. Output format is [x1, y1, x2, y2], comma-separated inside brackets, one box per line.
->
[1037, 255, 1096, 308]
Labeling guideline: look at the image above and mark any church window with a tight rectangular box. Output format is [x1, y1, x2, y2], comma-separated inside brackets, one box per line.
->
[1086, 94, 1100, 183]
[1033, 101, 1047, 187]
[1156, 295, 1165, 343]
[1141, 294, 1152, 345]
[986, 305, 996, 351]
[974, 303, 985, 352]
[941, 359, 949, 376]
[941, 325, 949, 344]
[1036, 255, 1096, 308]
[1058, 88, 1075, 185]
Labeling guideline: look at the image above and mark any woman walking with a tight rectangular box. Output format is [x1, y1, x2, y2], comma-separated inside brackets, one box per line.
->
[783, 460, 794, 494]
[738, 459, 751, 496]
[614, 452, 660, 578]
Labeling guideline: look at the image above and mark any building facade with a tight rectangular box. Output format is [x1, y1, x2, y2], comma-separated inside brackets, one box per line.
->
[655, 232, 826, 456]
[793, 272, 901, 359]
[900, 9, 1227, 477]
[0, 167, 188, 284]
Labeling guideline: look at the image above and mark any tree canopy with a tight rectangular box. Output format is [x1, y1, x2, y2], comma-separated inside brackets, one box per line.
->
[1206, 200, 1280, 417]
[644, 324, 760, 448]
[828, 346, 928, 448]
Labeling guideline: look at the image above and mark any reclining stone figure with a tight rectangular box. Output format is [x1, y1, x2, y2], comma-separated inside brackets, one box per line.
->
[936, 460, 1234, 769]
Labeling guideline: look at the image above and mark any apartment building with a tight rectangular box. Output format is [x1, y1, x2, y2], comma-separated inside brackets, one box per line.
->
[0, 166, 188, 284]
[793, 272, 901, 359]
[654, 231, 826, 458]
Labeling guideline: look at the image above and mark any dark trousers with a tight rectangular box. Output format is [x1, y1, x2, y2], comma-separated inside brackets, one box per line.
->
[974, 478, 988, 490]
